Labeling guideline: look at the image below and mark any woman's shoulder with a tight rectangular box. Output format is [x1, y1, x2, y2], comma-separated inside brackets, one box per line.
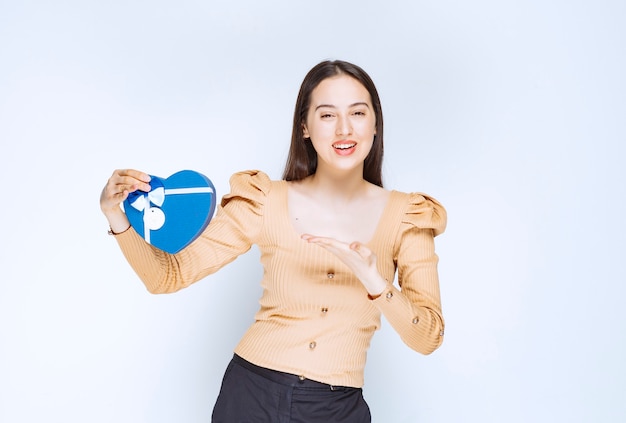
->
[228, 169, 281, 193]
[221, 170, 278, 207]
[229, 169, 272, 184]
[391, 189, 447, 236]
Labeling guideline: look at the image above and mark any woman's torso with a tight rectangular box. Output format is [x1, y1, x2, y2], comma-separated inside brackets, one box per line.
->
[234, 179, 408, 388]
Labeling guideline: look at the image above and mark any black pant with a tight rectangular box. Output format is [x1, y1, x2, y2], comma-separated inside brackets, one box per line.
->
[212, 355, 371, 422]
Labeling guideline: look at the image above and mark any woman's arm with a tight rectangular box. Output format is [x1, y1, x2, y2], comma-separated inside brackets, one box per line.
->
[102, 170, 269, 294]
[301, 232, 444, 354]
[375, 226, 445, 354]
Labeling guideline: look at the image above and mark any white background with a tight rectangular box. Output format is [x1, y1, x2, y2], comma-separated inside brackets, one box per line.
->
[1, 1, 625, 422]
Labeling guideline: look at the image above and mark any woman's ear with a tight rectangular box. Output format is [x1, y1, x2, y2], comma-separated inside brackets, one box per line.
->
[302, 124, 310, 139]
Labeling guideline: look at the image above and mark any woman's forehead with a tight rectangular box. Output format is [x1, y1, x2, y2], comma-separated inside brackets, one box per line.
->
[311, 75, 371, 106]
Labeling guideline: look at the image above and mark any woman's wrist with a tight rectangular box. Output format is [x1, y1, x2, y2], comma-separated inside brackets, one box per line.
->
[104, 207, 131, 235]
[363, 273, 387, 298]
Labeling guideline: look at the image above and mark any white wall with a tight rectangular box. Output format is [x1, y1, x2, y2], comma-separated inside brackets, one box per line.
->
[1, 1, 624, 422]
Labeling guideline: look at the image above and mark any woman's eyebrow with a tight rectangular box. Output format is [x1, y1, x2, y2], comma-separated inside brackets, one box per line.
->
[314, 102, 371, 111]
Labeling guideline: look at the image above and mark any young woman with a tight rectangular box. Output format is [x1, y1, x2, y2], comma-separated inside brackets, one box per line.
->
[100, 60, 447, 422]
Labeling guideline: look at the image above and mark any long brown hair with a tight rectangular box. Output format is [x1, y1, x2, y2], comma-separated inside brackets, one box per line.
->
[282, 60, 384, 187]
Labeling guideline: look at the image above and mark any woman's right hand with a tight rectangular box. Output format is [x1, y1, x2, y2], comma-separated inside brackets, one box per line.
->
[100, 169, 152, 231]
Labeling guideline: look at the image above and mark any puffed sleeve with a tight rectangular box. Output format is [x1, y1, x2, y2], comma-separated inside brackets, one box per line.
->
[115, 170, 271, 294]
[372, 193, 447, 354]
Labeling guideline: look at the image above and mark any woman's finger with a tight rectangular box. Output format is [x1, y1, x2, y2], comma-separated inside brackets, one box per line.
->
[302, 234, 382, 294]
[302, 235, 375, 265]
[119, 169, 151, 184]
[111, 170, 151, 193]
[349, 242, 373, 258]
[100, 169, 151, 213]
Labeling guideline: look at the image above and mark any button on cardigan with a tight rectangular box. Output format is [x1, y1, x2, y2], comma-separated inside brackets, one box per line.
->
[115, 170, 447, 388]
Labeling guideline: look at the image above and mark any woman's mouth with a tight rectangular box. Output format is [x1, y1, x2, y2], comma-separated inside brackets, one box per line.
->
[332, 141, 357, 155]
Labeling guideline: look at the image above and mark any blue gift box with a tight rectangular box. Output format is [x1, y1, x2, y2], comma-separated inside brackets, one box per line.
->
[123, 170, 216, 254]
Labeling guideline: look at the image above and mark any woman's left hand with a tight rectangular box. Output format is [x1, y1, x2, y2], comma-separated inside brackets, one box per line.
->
[301, 234, 387, 297]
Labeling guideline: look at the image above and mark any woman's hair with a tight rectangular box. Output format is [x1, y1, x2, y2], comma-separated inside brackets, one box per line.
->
[282, 60, 384, 187]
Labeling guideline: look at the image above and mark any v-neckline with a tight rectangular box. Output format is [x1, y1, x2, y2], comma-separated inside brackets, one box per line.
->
[279, 180, 399, 248]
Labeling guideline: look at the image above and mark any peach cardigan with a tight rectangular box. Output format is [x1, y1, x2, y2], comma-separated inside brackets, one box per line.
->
[114, 170, 447, 388]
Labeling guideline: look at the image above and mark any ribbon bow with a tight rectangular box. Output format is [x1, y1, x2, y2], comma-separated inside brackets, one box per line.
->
[126, 177, 166, 211]
[128, 186, 165, 211]
[125, 178, 167, 244]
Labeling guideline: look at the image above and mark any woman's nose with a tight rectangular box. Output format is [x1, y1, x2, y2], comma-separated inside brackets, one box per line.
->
[335, 115, 352, 136]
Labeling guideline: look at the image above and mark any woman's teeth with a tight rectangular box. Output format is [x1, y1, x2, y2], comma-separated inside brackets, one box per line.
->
[333, 143, 356, 150]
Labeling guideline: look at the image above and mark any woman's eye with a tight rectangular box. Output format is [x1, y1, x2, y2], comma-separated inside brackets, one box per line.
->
[321, 113, 333, 118]
[353, 111, 366, 116]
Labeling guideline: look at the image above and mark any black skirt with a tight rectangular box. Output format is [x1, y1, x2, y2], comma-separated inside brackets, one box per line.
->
[212, 354, 371, 423]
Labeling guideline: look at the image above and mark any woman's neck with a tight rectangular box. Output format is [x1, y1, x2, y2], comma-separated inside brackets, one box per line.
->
[305, 167, 370, 203]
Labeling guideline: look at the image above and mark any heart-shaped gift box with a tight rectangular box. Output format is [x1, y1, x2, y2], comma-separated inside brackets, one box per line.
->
[123, 170, 216, 254]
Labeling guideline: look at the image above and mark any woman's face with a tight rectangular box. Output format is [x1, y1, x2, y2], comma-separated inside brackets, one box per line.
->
[303, 75, 376, 175]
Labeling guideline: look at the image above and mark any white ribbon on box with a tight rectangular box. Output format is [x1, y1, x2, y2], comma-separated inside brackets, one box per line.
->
[129, 186, 214, 245]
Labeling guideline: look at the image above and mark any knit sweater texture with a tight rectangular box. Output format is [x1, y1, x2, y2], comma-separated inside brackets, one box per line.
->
[115, 170, 447, 388]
